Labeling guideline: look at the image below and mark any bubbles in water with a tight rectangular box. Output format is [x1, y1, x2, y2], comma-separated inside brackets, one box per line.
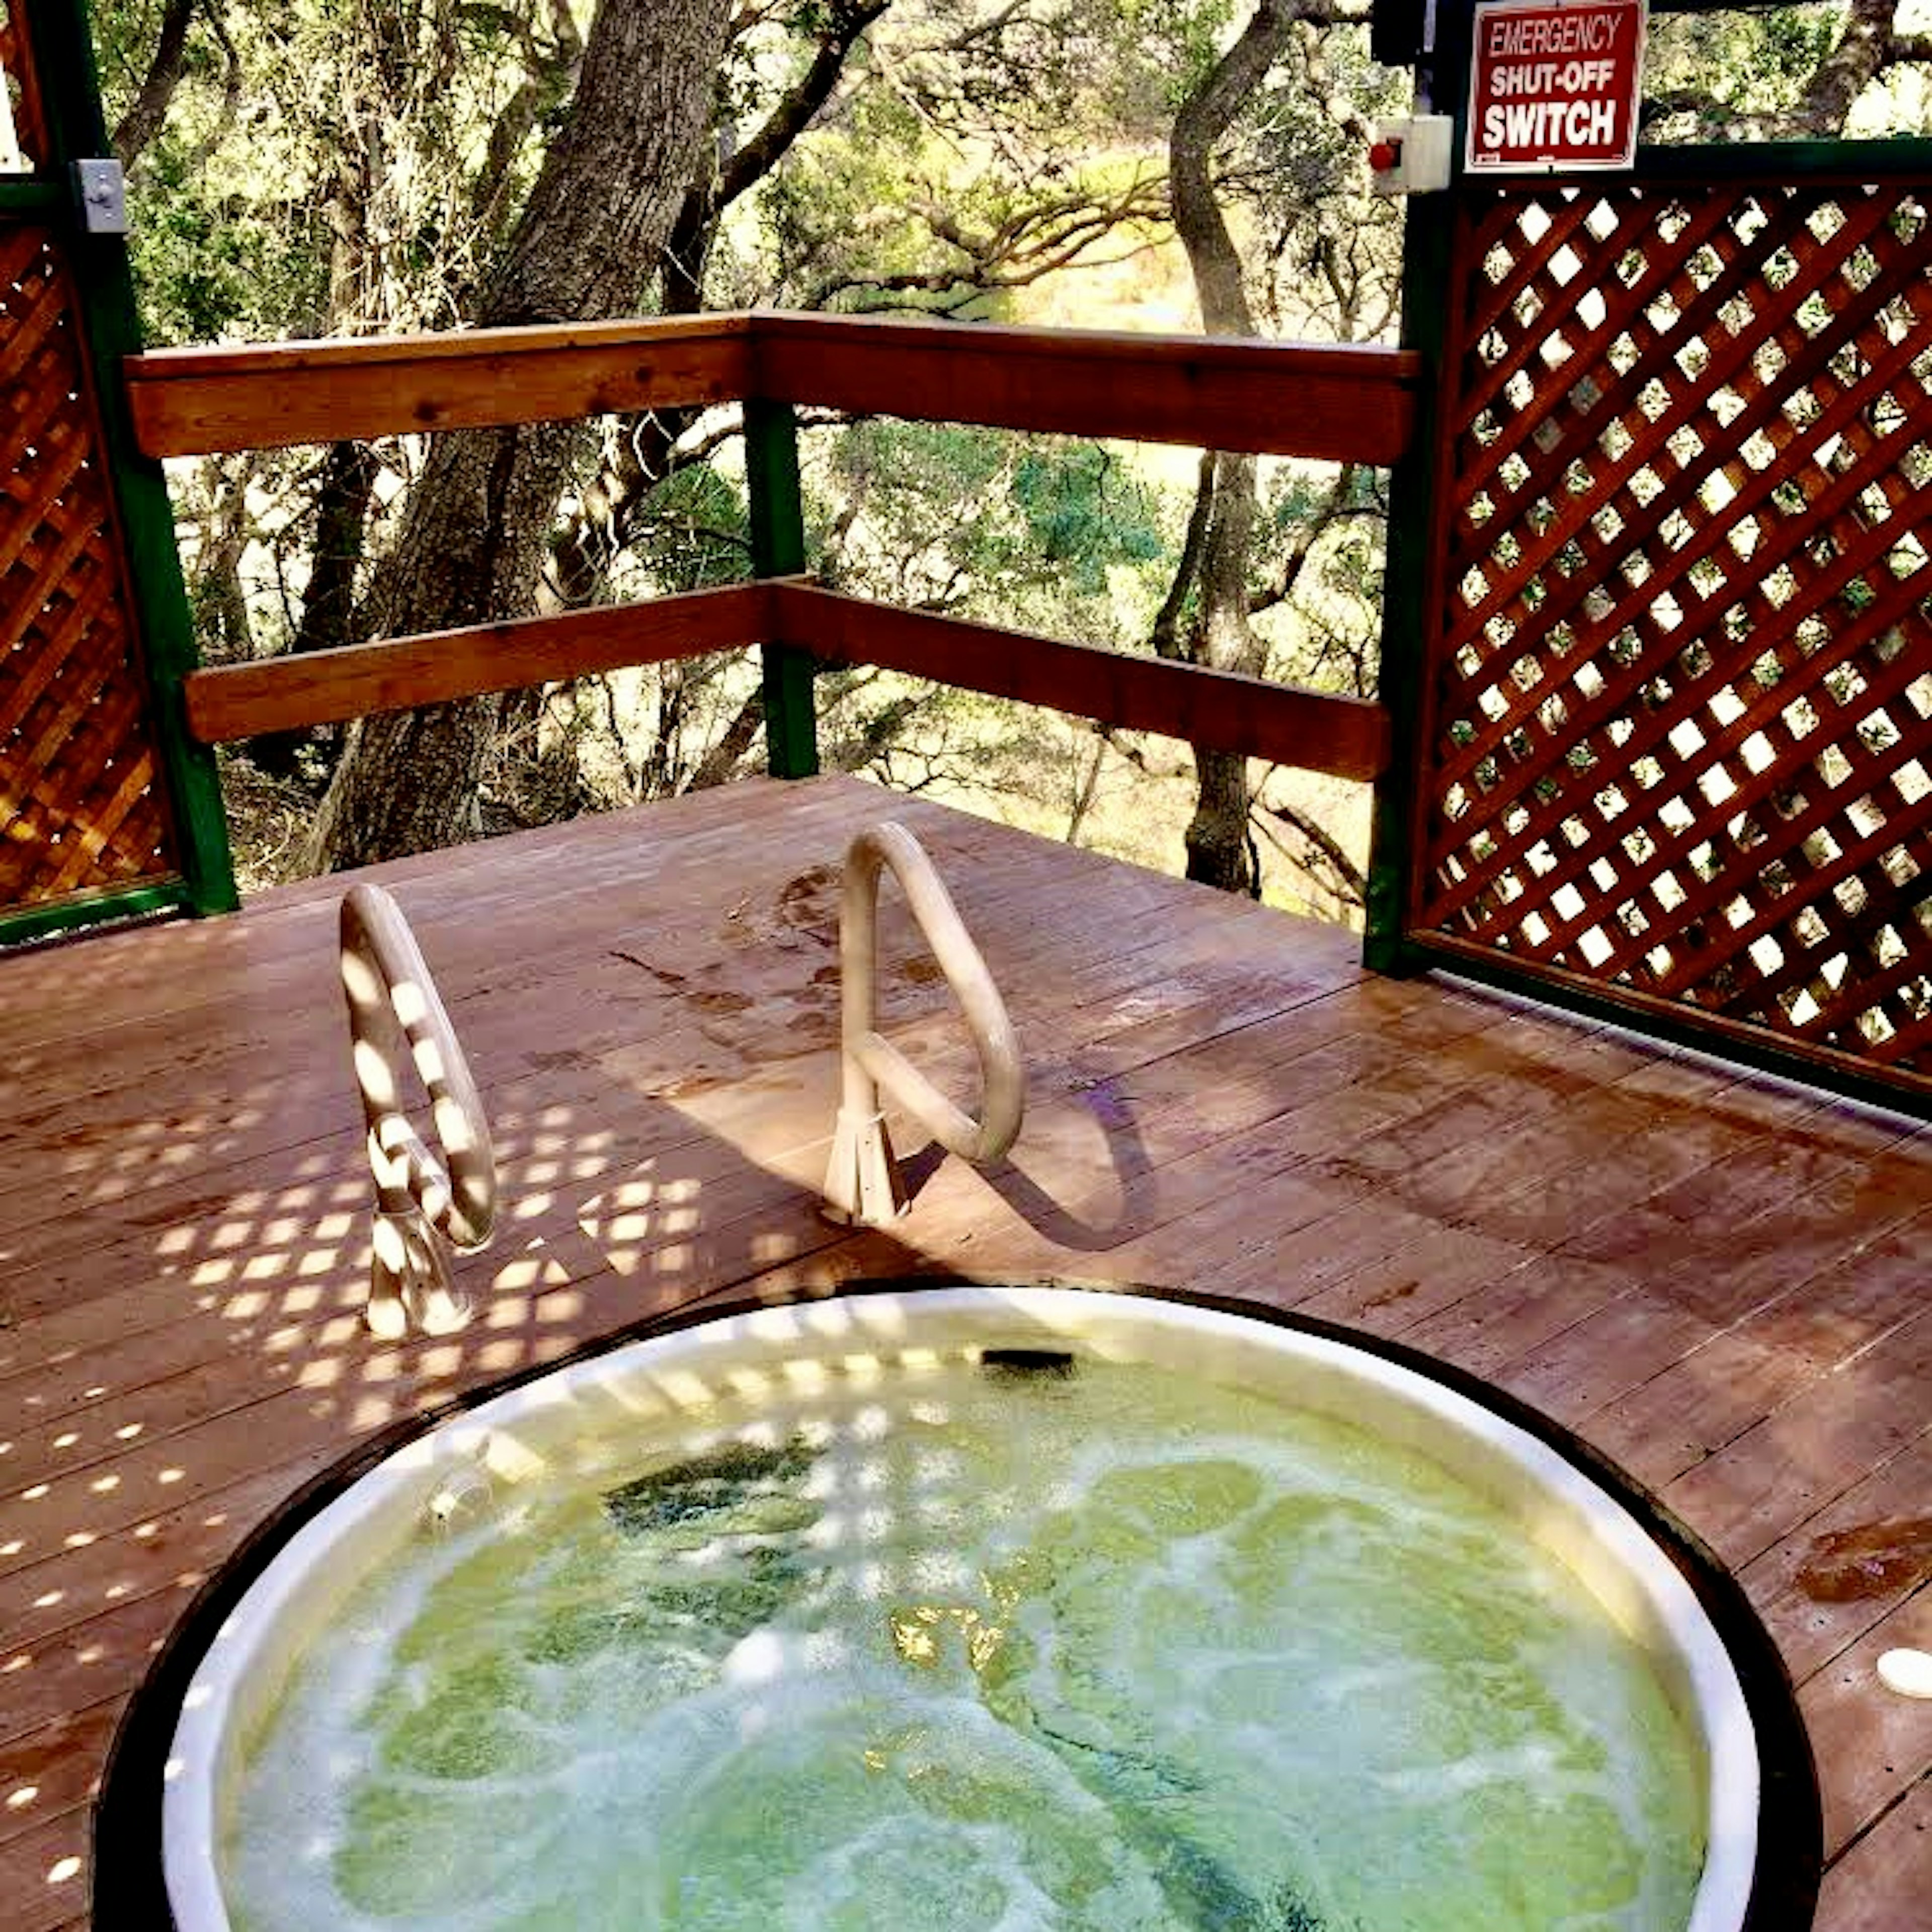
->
[421, 1463, 493, 1538]
[228, 1357, 1706, 1932]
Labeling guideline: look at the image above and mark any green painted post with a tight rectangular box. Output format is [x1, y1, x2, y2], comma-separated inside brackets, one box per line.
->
[1362, 7, 1474, 976]
[0, 880, 189, 947]
[744, 395, 820, 779]
[24, 0, 238, 915]
[1361, 203, 1451, 975]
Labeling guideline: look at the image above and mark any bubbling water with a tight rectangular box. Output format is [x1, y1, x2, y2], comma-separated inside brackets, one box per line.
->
[224, 1355, 1705, 1931]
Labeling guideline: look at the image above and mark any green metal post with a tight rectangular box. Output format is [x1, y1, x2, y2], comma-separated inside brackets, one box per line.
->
[1361, 205, 1451, 975]
[1362, 6, 1474, 976]
[23, 0, 238, 915]
[0, 880, 189, 948]
[744, 395, 820, 779]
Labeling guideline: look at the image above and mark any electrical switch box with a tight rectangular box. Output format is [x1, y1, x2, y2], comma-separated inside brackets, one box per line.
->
[1369, 115, 1455, 196]
[73, 159, 128, 236]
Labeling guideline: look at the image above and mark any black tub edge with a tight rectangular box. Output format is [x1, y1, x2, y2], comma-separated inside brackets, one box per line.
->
[93, 1275, 1823, 1930]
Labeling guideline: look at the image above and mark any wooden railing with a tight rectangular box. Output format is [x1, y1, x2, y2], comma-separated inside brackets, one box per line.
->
[180, 582, 769, 742]
[123, 310, 1419, 785]
[124, 315, 756, 455]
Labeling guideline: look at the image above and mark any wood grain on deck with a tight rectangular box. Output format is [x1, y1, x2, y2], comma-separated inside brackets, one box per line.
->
[0, 775, 1924, 1930]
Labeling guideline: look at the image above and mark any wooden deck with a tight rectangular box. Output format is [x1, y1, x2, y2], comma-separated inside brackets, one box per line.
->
[1, 773, 1926, 1929]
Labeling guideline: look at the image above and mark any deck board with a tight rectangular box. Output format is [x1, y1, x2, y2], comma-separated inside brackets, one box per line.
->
[0, 773, 1926, 1928]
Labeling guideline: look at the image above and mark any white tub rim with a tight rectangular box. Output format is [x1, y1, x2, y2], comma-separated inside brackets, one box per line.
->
[115, 1280, 1814, 1931]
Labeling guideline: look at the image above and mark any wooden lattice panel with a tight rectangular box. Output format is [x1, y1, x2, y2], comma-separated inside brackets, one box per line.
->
[0, 226, 178, 905]
[1418, 180, 1932, 1085]
[0, 1, 46, 170]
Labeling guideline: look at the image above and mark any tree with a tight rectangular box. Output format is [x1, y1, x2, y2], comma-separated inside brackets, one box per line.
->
[302, 0, 732, 867]
[1145, 0, 1399, 898]
[1645, 0, 1932, 140]
[1159, 2, 1301, 894]
[549, 2, 895, 608]
[99, 1, 1927, 900]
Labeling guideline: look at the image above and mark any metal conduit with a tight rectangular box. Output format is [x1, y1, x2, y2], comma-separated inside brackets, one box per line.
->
[823, 822, 1024, 1225]
[339, 883, 497, 1337]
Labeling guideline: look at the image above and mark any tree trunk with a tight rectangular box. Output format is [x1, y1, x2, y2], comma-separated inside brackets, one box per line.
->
[1180, 452, 1264, 894]
[112, 0, 199, 166]
[1165, 2, 1296, 896]
[307, 0, 732, 871]
[553, 1, 890, 604]
[1784, 0, 1898, 134]
[252, 439, 379, 781]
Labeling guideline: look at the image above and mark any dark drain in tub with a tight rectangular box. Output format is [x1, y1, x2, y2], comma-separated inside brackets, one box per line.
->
[980, 1347, 1076, 1378]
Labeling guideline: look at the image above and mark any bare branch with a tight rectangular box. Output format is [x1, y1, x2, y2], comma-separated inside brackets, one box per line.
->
[666, 1, 892, 309]
[1248, 467, 1382, 615]
[1150, 451, 1217, 663]
[720, 2, 892, 209]
[113, 0, 199, 166]
[1257, 795, 1366, 904]
[813, 173, 1168, 309]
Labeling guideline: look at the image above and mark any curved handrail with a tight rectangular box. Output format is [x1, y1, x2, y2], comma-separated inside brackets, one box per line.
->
[823, 822, 1024, 1225]
[339, 883, 497, 1337]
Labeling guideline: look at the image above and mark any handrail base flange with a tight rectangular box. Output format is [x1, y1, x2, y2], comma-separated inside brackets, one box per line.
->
[820, 1106, 911, 1228]
[366, 1205, 474, 1339]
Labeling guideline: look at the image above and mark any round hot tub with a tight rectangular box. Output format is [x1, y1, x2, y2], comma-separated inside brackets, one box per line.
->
[105, 1285, 1818, 1930]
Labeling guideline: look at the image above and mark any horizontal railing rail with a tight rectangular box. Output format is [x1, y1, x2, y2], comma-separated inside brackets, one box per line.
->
[182, 577, 1391, 781]
[123, 314, 755, 455]
[772, 582, 1391, 782]
[128, 309, 1416, 787]
[124, 310, 1418, 463]
[751, 313, 1415, 464]
[182, 582, 769, 742]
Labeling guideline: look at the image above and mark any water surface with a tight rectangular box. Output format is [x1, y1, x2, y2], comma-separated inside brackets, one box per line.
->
[226, 1351, 1704, 1930]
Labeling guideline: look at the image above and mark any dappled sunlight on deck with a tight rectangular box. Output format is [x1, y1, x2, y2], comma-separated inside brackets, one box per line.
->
[0, 775, 1927, 1930]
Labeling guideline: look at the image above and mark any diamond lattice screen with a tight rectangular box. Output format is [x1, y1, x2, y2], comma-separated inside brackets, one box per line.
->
[1418, 181, 1932, 1089]
[0, 4, 46, 171]
[0, 226, 179, 906]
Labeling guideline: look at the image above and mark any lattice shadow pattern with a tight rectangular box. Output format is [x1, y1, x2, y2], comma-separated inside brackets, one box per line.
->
[0, 228, 178, 905]
[1420, 181, 1932, 1088]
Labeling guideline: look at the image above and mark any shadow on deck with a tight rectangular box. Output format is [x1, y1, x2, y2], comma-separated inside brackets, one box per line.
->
[0, 774, 1926, 1929]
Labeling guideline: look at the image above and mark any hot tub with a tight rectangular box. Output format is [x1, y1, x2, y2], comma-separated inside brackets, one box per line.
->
[110, 1285, 1818, 1930]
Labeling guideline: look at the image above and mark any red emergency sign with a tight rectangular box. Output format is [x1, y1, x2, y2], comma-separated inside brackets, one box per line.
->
[1467, 0, 1647, 173]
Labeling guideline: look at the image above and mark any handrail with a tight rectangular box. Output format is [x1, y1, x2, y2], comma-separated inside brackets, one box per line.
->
[339, 883, 497, 1337]
[124, 314, 753, 455]
[754, 311, 1417, 464]
[773, 582, 1391, 782]
[130, 307, 1416, 790]
[822, 822, 1024, 1225]
[123, 309, 1419, 462]
[184, 581, 768, 742]
[179, 577, 1391, 781]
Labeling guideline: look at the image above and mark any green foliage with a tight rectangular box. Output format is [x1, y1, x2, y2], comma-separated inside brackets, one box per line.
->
[1014, 446, 1165, 591]
[816, 419, 1173, 639]
[128, 140, 330, 345]
[754, 77, 1163, 316]
[95, 0, 574, 343]
[1229, 27, 1408, 341]
[626, 462, 750, 596]
[1644, 4, 1912, 140]
[1112, 0, 1240, 116]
